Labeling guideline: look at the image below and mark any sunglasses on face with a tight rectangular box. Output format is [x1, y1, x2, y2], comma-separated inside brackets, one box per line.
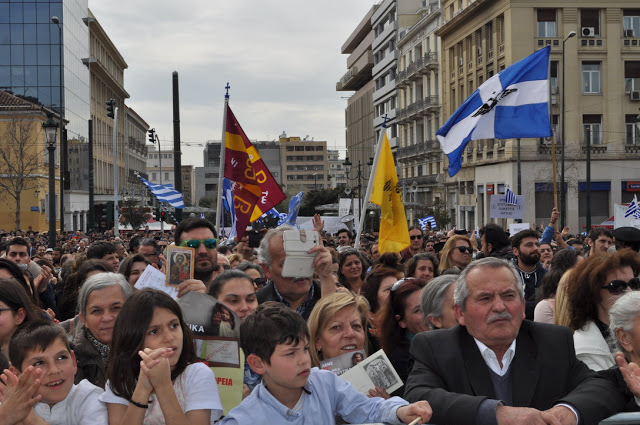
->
[179, 238, 218, 249]
[254, 277, 267, 287]
[391, 277, 415, 292]
[602, 278, 640, 295]
[410, 235, 423, 240]
[455, 246, 473, 254]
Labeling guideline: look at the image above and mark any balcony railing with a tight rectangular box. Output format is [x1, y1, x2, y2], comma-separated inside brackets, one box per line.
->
[396, 139, 441, 160]
[397, 96, 441, 121]
[397, 52, 439, 84]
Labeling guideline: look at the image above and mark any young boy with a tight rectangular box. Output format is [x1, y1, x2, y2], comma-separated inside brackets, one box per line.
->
[0, 321, 107, 425]
[221, 302, 432, 424]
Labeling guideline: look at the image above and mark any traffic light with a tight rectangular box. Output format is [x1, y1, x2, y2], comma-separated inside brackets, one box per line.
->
[160, 210, 166, 221]
[148, 128, 155, 144]
[106, 99, 115, 119]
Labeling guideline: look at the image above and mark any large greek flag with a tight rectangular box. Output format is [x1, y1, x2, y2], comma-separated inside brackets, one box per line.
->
[437, 46, 552, 177]
[138, 176, 185, 209]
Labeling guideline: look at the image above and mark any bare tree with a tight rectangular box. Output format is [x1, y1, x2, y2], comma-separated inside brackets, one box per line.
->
[0, 116, 46, 230]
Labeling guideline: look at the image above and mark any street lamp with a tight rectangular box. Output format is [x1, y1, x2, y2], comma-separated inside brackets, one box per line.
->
[560, 30, 576, 230]
[52, 16, 65, 234]
[368, 210, 376, 232]
[343, 157, 374, 214]
[42, 115, 58, 248]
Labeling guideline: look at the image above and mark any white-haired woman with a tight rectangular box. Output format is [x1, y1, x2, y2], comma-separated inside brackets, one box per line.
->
[604, 291, 640, 411]
[420, 275, 458, 330]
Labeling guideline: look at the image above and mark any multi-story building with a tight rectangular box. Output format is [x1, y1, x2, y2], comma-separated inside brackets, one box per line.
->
[396, 1, 446, 223]
[0, 91, 61, 232]
[437, 0, 640, 231]
[337, 6, 377, 187]
[1, 0, 91, 230]
[328, 149, 347, 189]
[371, 0, 422, 150]
[180, 165, 195, 206]
[194, 141, 221, 206]
[124, 105, 149, 192]
[279, 135, 328, 193]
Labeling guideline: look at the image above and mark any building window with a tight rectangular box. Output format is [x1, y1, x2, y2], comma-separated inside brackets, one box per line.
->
[580, 9, 600, 36]
[165, 172, 170, 180]
[626, 115, 640, 145]
[583, 115, 602, 145]
[550, 61, 558, 91]
[582, 62, 600, 94]
[537, 9, 557, 37]
[151, 173, 156, 180]
[623, 9, 640, 37]
[625, 61, 640, 93]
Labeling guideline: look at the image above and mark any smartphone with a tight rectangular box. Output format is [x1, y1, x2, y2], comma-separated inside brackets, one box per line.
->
[281, 230, 319, 278]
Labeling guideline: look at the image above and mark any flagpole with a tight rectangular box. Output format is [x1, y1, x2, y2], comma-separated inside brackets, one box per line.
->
[354, 117, 387, 248]
[551, 135, 558, 230]
[215, 83, 230, 236]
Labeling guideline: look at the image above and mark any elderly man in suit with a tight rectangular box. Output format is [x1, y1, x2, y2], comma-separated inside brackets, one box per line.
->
[405, 257, 624, 425]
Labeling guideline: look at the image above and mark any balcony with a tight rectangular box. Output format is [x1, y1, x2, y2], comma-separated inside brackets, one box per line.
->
[396, 96, 441, 122]
[397, 139, 442, 162]
[396, 52, 439, 85]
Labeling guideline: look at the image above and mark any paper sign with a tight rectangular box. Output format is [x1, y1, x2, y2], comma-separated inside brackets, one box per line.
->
[319, 349, 365, 376]
[135, 265, 178, 299]
[340, 350, 403, 395]
[490, 195, 525, 219]
[509, 223, 530, 235]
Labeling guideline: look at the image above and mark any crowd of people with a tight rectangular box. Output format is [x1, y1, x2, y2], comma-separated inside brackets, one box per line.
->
[2, 209, 640, 424]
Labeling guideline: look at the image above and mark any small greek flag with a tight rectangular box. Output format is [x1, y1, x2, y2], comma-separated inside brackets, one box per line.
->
[138, 176, 184, 209]
[277, 213, 288, 226]
[419, 216, 437, 231]
[505, 186, 518, 206]
[625, 195, 640, 219]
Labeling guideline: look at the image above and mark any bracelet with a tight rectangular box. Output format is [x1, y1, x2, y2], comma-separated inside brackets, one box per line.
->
[130, 399, 149, 409]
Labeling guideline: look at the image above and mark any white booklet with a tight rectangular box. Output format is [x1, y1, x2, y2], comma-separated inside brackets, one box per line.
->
[319, 349, 365, 376]
[340, 349, 403, 395]
[134, 265, 178, 299]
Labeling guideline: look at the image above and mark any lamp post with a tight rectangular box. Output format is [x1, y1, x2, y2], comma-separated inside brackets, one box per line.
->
[560, 30, 576, 230]
[52, 16, 65, 234]
[43, 115, 58, 248]
[343, 157, 374, 214]
[368, 210, 376, 232]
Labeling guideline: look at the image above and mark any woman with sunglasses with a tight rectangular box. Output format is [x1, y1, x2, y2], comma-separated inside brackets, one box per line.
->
[376, 277, 428, 395]
[565, 248, 640, 371]
[438, 235, 473, 274]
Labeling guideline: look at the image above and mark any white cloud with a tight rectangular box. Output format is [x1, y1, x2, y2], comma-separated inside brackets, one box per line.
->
[90, 0, 375, 166]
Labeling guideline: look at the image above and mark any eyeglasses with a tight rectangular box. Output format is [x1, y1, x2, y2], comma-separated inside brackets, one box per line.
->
[455, 246, 473, 254]
[179, 238, 218, 249]
[602, 278, 640, 295]
[391, 277, 415, 292]
[410, 235, 423, 240]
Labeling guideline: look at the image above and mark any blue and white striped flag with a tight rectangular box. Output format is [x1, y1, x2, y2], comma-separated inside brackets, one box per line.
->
[138, 176, 185, 209]
[277, 213, 288, 226]
[285, 192, 304, 226]
[505, 186, 518, 205]
[437, 46, 552, 177]
[625, 195, 640, 219]
[419, 216, 437, 231]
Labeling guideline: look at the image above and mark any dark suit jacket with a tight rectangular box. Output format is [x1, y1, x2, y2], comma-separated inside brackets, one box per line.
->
[404, 321, 624, 425]
[256, 280, 321, 321]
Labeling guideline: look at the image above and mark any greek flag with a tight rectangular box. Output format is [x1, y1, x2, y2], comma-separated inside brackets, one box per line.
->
[285, 192, 304, 226]
[277, 213, 288, 226]
[437, 46, 552, 177]
[505, 186, 518, 205]
[138, 176, 184, 209]
[222, 179, 237, 240]
[419, 216, 437, 231]
[625, 195, 640, 219]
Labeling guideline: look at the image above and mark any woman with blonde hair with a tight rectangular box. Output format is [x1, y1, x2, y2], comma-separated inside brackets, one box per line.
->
[438, 235, 473, 274]
[308, 292, 370, 368]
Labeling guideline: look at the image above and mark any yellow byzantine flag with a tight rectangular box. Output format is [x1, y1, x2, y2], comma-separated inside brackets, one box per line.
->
[370, 132, 410, 254]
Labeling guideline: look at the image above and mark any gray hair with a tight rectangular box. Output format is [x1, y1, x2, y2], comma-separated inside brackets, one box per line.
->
[77, 272, 133, 316]
[609, 291, 640, 355]
[454, 257, 524, 311]
[420, 275, 458, 330]
[256, 225, 295, 267]
[236, 261, 264, 278]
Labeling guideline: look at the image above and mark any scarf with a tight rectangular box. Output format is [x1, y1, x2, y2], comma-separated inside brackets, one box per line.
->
[85, 328, 110, 365]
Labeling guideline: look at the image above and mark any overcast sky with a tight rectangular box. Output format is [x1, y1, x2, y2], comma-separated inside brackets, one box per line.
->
[90, 1, 376, 167]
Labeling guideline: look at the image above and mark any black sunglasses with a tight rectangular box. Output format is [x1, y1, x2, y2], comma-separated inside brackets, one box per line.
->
[179, 238, 218, 249]
[456, 246, 473, 254]
[602, 278, 640, 295]
[410, 235, 423, 240]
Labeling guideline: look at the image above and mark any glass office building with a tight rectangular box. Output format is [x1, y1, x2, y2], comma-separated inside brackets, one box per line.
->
[0, 0, 90, 143]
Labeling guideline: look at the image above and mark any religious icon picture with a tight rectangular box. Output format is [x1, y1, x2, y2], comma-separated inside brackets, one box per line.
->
[166, 246, 194, 286]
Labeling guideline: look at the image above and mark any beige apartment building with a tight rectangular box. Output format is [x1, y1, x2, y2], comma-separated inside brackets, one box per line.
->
[396, 1, 446, 223]
[279, 135, 329, 194]
[437, 0, 640, 231]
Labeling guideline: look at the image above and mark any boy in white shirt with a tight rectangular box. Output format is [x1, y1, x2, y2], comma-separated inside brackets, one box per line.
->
[0, 321, 107, 425]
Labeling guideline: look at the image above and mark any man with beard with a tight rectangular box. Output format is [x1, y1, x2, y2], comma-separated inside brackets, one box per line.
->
[174, 217, 220, 292]
[510, 229, 546, 320]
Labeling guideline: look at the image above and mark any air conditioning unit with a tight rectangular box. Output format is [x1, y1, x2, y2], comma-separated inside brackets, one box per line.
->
[625, 29, 635, 38]
[542, 136, 553, 145]
[551, 94, 558, 105]
[550, 86, 559, 94]
[631, 91, 640, 101]
[582, 27, 595, 37]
